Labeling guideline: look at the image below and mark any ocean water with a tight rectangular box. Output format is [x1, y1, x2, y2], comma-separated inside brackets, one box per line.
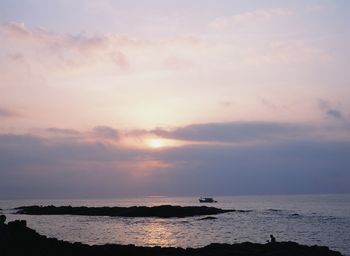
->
[1, 194, 349, 255]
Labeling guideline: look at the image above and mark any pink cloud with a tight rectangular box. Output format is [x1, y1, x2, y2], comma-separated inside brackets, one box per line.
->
[111, 51, 129, 70]
[0, 107, 20, 118]
[0, 22, 31, 37]
[1, 22, 205, 74]
[0, 22, 129, 70]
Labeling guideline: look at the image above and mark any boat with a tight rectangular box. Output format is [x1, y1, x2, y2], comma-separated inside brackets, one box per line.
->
[199, 197, 217, 203]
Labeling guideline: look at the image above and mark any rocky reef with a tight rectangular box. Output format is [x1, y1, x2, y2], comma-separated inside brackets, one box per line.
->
[15, 205, 235, 218]
[0, 217, 343, 256]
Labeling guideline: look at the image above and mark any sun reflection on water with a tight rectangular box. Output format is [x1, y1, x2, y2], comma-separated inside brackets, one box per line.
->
[138, 220, 178, 247]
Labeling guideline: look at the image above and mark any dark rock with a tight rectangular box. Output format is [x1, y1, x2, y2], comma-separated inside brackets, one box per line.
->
[268, 209, 283, 212]
[8, 220, 27, 228]
[15, 205, 234, 218]
[236, 209, 253, 213]
[0, 220, 343, 256]
[199, 216, 217, 220]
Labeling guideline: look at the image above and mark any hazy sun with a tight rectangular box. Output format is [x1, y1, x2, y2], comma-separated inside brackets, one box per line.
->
[147, 138, 166, 149]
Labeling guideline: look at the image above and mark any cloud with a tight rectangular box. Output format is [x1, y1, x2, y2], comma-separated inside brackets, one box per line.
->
[209, 8, 294, 29]
[93, 126, 119, 140]
[163, 56, 194, 70]
[0, 107, 20, 118]
[0, 22, 205, 74]
[220, 101, 234, 108]
[270, 41, 330, 63]
[318, 99, 346, 121]
[306, 3, 334, 13]
[318, 99, 331, 110]
[0, 22, 129, 70]
[326, 109, 344, 120]
[0, 22, 30, 37]
[46, 126, 120, 142]
[47, 127, 81, 136]
[8, 53, 24, 61]
[156, 140, 350, 195]
[1, 22, 101, 48]
[0, 131, 349, 198]
[232, 8, 294, 23]
[152, 121, 307, 143]
[244, 41, 331, 65]
[0, 132, 172, 198]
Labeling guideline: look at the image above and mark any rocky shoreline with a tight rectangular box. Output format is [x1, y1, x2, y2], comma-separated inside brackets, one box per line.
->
[15, 205, 236, 218]
[0, 217, 343, 256]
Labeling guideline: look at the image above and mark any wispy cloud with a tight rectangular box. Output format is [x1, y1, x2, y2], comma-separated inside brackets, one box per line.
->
[46, 127, 81, 136]
[0, 107, 20, 118]
[0, 22, 204, 73]
[152, 121, 308, 143]
[306, 3, 335, 13]
[318, 99, 346, 121]
[0, 22, 129, 70]
[232, 8, 294, 23]
[326, 109, 344, 120]
[209, 8, 294, 29]
[45, 126, 120, 143]
[163, 56, 194, 70]
[93, 126, 119, 140]
[244, 40, 331, 65]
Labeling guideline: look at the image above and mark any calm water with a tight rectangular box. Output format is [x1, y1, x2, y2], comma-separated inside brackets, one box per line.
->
[1, 194, 349, 255]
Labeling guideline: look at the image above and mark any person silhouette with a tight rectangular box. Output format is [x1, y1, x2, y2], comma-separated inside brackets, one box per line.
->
[0, 214, 7, 241]
[270, 234, 276, 243]
[0, 215, 6, 225]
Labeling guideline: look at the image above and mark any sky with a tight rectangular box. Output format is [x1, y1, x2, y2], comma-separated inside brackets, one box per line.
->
[0, 0, 349, 199]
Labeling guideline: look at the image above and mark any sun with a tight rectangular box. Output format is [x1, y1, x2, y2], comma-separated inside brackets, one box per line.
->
[147, 138, 166, 149]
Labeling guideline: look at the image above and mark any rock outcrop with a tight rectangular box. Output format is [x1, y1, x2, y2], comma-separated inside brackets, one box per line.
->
[0, 218, 343, 256]
[15, 205, 234, 218]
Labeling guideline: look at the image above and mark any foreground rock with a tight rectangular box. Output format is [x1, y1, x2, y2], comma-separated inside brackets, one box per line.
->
[15, 205, 234, 218]
[0, 219, 342, 256]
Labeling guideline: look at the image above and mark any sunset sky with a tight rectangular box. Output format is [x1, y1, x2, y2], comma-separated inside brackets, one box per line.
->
[1, 0, 349, 198]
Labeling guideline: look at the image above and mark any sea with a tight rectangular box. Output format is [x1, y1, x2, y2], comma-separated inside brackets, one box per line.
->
[1, 194, 349, 255]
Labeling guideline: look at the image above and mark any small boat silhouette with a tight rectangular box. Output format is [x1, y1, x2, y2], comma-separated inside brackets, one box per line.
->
[199, 197, 217, 203]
